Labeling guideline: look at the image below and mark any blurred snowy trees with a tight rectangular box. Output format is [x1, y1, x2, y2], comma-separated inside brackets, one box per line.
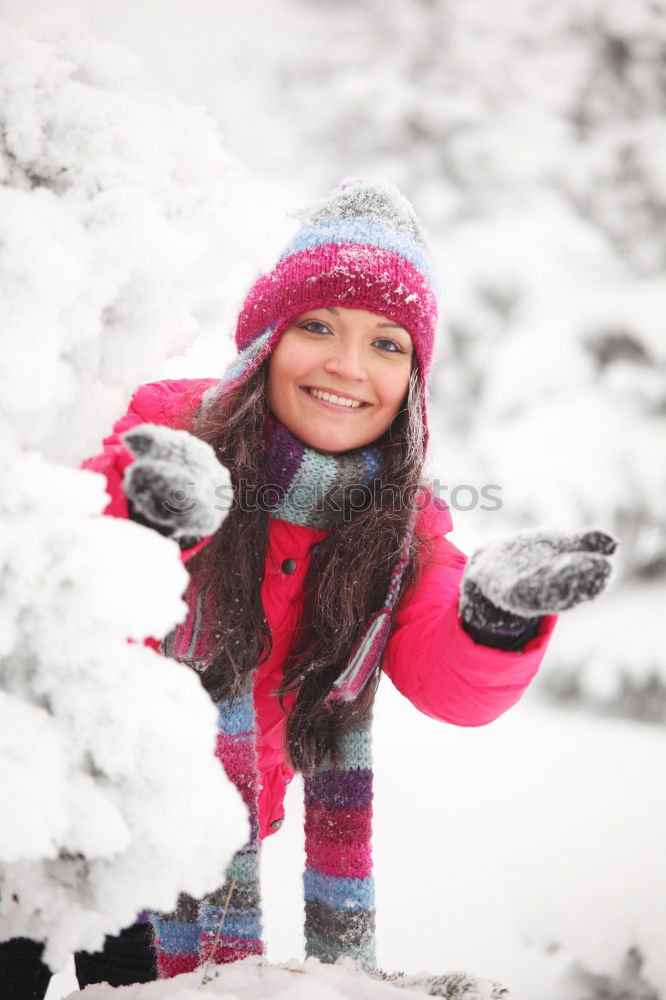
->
[0, 23, 255, 965]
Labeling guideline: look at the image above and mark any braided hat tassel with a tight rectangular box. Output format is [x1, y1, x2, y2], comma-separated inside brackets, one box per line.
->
[325, 517, 416, 704]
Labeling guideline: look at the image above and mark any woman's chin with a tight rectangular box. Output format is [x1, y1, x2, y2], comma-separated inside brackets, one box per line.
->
[302, 436, 355, 455]
[292, 426, 365, 454]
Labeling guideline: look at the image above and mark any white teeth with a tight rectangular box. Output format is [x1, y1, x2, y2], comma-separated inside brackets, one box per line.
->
[308, 388, 362, 408]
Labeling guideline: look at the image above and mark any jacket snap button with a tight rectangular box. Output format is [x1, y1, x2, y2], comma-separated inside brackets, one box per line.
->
[281, 558, 297, 574]
[270, 818, 284, 830]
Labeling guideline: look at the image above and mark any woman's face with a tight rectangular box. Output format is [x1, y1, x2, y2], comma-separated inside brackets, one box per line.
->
[267, 306, 414, 454]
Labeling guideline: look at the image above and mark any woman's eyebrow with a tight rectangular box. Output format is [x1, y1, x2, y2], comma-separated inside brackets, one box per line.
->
[323, 306, 340, 315]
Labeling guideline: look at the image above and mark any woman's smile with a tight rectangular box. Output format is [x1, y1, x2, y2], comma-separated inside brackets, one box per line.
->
[301, 385, 370, 410]
[267, 306, 414, 453]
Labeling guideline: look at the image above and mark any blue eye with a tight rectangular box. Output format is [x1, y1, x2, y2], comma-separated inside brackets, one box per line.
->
[375, 338, 404, 353]
[301, 320, 330, 334]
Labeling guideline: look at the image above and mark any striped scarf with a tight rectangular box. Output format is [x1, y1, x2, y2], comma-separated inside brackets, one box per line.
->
[150, 419, 407, 976]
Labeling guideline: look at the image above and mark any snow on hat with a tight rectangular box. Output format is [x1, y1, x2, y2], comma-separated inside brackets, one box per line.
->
[223, 177, 439, 426]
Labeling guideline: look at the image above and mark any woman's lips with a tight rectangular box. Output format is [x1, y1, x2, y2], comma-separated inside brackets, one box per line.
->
[300, 386, 370, 413]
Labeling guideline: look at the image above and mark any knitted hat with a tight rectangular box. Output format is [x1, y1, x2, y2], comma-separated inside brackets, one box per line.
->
[218, 178, 439, 702]
[224, 177, 439, 434]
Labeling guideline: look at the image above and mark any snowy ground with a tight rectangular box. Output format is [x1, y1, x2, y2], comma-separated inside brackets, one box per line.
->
[51, 955, 506, 1000]
[45, 678, 666, 1000]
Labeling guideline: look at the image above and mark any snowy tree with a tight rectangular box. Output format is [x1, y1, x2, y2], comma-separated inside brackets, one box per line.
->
[0, 21, 280, 966]
[464, 1, 666, 713]
[565, 947, 660, 1000]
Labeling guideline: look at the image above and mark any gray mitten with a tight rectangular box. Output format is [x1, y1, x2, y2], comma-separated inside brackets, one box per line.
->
[459, 528, 619, 651]
[121, 423, 231, 545]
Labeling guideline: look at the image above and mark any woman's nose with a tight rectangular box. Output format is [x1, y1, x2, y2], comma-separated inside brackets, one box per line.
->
[322, 341, 368, 381]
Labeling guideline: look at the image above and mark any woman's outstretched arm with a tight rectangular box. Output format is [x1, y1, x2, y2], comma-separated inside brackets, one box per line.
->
[383, 502, 617, 725]
[382, 503, 557, 726]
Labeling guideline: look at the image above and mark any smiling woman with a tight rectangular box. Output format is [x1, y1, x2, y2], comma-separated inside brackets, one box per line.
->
[267, 306, 414, 453]
[2, 177, 618, 1000]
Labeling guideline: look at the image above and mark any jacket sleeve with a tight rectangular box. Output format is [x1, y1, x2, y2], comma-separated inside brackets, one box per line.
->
[81, 379, 217, 564]
[382, 501, 557, 727]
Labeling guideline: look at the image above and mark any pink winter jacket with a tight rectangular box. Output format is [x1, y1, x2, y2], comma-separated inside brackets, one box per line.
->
[83, 377, 557, 840]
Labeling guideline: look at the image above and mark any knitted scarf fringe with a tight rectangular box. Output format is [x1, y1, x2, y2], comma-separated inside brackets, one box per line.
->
[149, 669, 376, 974]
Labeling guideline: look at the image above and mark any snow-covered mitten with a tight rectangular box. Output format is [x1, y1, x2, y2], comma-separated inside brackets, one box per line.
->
[459, 528, 618, 651]
[121, 423, 231, 548]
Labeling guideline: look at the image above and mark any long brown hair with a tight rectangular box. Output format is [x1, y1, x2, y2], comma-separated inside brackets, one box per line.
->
[186, 359, 429, 774]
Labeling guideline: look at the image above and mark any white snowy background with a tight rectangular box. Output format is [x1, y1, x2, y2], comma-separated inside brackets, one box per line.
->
[0, 0, 664, 998]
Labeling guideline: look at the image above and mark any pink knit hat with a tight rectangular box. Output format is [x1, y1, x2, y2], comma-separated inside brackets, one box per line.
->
[225, 177, 439, 435]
